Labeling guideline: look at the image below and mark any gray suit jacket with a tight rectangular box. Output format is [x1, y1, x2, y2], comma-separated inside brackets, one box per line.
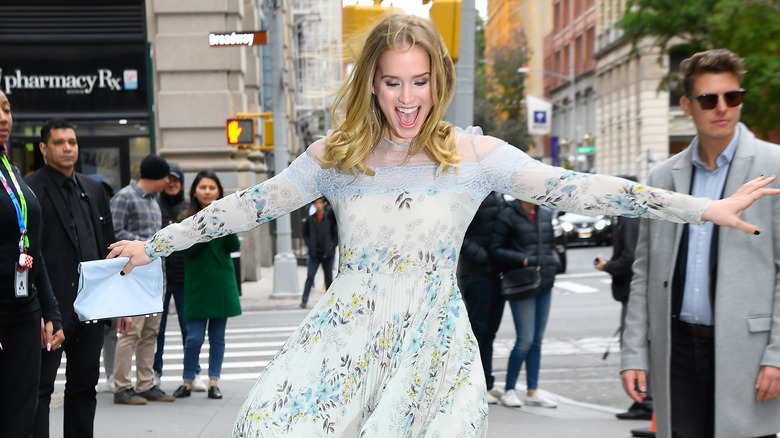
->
[622, 123, 780, 437]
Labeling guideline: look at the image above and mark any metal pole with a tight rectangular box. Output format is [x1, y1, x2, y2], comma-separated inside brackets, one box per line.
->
[269, 0, 300, 299]
[446, 0, 475, 127]
[569, 50, 576, 165]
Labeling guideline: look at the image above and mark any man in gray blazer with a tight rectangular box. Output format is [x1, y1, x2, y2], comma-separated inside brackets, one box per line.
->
[621, 49, 780, 438]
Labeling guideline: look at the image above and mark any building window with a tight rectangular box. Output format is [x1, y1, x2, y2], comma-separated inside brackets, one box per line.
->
[554, 2, 561, 33]
[669, 48, 690, 107]
[586, 27, 595, 68]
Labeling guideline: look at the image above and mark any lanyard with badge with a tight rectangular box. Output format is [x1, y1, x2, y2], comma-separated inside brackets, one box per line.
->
[1, 152, 33, 297]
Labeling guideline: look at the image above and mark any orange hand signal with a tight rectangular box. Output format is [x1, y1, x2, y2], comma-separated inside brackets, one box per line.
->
[228, 120, 243, 144]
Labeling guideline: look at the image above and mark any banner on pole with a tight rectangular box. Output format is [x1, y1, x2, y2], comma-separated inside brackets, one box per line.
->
[527, 95, 552, 136]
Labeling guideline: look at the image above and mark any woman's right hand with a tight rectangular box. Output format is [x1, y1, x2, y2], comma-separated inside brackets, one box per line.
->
[107, 240, 153, 275]
[523, 257, 528, 267]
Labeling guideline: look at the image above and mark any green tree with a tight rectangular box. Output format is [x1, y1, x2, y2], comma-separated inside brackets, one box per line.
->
[484, 26, 532, 151]
[618, 0, 780, 136]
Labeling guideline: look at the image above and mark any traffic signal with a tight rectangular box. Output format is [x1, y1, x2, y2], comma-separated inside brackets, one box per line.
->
[259, 118, 274, 151]
[429, 0, 462, 63]
[342, 0, 399, 42]
[226, 118, 254, 146]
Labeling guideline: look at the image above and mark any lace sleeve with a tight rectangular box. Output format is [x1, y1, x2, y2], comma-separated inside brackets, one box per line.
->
[144, 151, 322, 258]
[481, 142, 711, 224]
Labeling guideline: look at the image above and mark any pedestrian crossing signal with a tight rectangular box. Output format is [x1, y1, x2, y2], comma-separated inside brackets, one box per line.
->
[226, 118, 254, 146]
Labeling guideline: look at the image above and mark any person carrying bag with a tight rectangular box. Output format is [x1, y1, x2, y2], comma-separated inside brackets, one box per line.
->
[490, 199, 562, 409]
[500, 215, 543, 301]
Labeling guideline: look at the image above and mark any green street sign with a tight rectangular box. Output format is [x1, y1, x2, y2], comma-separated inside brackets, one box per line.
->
[577, 146, 594, 153]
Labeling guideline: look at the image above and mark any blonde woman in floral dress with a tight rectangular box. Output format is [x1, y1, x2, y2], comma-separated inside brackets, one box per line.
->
[108, 14, 777, 438]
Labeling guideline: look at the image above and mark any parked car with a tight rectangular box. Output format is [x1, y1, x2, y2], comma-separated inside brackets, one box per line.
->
[554, 212, 613, 246]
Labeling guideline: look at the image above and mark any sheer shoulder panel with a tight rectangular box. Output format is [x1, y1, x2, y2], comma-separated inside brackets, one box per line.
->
[145, 146, 324, 258]
[454, 126, 507, 164]
[456, 127, 710, 224]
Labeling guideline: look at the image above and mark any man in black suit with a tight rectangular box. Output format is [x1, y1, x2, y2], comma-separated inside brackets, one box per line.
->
[26, 119, 116, 438]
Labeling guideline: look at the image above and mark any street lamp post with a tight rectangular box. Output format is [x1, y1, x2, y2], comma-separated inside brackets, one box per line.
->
[518, 64, 576, 164]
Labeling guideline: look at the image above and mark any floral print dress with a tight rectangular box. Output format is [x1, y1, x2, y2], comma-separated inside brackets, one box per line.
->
[145, 128, 710, 437]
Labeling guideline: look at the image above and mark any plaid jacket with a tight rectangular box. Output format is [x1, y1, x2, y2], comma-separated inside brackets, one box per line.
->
[110, 180, 161, 241]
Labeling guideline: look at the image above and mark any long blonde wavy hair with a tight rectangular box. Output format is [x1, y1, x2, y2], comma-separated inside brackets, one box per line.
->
[323, 13, 460, 175]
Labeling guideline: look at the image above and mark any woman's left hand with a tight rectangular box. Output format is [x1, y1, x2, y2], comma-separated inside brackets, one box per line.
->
[702, 175, 780, 234]
[41, 319, 65, 350]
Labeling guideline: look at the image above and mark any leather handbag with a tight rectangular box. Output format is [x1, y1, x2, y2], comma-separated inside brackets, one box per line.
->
[501, 211, 543, 301]
[74, 257, 163, 322]
[501, 265, 542, 301]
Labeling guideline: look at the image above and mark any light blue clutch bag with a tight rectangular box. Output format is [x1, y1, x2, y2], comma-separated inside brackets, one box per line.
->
[74, 257, 163, 321]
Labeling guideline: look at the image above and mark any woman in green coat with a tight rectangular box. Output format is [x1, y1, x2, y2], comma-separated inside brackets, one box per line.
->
[172, 170, 240, 400]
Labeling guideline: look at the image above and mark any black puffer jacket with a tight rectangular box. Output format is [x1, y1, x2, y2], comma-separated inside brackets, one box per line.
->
[489, 200, 561, 289]
[160, 188, 187, 284]
[459, 192, 505, 277]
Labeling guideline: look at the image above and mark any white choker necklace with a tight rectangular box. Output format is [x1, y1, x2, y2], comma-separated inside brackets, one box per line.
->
[382, 136, 413, 146]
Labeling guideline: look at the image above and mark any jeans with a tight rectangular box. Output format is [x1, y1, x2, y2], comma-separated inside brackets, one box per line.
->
[670, 329, 714, 438]
[459, 274, 504, 390]
[505, 287, 552, 391]
[154, 282, 194, 377]
[182, 317, 228, 382]
[301, 253, 334, 303]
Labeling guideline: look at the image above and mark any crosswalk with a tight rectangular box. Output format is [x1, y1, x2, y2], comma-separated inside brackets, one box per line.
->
[554, 272, 611, 294]
[55, 324, 620, 386]
[52, 274, 616, 386]
[55, 325, 300, 386]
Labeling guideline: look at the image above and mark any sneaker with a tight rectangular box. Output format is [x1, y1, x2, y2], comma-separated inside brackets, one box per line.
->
[488, 387, 505, 400]
[500, 389, 523, 408]
[96, 377, 115, 393]
[192, 374, 208, 392]
[486, 392, 499, 404]
[136, 386, 175, 402]
[525, 392, 558, 408]
[114, 388, 147, 405]
[153, 373, 161, 387]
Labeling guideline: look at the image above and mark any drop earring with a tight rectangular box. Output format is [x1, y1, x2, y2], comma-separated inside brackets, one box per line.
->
[370, 107, 377, 138]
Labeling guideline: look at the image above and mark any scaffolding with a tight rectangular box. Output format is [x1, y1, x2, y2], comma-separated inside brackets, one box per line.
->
[291, 0, 344, 147]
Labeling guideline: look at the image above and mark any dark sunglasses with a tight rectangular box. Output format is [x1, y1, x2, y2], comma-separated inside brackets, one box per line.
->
[686, 89, 745, 110]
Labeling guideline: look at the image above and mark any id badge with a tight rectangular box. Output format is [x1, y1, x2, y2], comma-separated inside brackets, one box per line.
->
[15, 267, 28, 298]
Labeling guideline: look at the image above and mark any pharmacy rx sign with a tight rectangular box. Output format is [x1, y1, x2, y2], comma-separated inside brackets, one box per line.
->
[0, 43, 149, 116]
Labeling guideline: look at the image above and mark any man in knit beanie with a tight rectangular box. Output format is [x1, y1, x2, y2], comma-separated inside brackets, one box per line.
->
[110, 154, 176, 404]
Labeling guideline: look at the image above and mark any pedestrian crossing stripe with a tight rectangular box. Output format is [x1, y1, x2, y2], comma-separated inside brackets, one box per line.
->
[554, 281, 599, 294]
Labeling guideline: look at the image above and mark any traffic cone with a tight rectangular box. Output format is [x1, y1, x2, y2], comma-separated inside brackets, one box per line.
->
[630, 412, 656, 437]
